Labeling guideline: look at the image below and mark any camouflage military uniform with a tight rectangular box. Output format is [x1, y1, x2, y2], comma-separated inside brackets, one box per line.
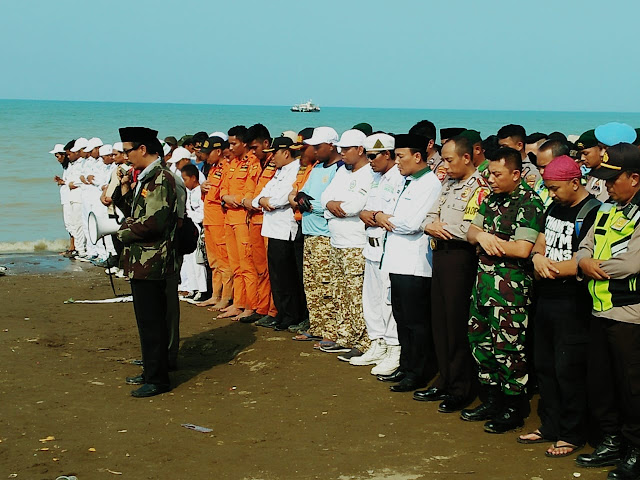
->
[468, 182, 544, 395]
[303, 235, 335, 338]
[328, 246, 369, 352]
[117, 158, 178, 388]
[118, 160, 179, 279]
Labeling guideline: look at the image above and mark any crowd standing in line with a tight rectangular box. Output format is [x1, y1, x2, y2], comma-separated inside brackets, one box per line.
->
[50, 120, 640, 480]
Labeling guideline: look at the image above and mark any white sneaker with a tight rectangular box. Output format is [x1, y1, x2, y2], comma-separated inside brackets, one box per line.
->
[349, 339, 387, 366]
[115, 269, 126, 278]
[371, 344, 401, 375]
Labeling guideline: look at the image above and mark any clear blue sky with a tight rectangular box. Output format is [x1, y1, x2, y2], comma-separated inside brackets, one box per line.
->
[3, 0, 638, 112]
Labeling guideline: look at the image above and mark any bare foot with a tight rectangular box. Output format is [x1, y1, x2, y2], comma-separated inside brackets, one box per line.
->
[197, 297, 220, 307]
[217, 307, 243, 319]
[232, 310, 256, 322]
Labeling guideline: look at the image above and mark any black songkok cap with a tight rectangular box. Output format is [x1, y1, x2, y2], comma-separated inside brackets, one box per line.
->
[440, 127, 466, 141]
[394, 134, 428, 151]
[119, 127, 159, 143]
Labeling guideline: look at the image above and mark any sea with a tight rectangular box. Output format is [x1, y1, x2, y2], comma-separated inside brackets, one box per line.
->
[2, 99, 640, 252]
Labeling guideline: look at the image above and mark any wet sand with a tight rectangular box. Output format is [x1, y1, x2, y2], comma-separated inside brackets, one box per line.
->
[0, 257, 609, 479]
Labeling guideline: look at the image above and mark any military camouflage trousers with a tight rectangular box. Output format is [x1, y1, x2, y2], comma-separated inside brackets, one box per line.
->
[303, 236, 335, 338]
[328, 246, 369, 352]
[468, 296, 529, 395]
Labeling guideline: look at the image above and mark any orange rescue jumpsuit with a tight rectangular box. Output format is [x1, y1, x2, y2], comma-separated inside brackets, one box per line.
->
[220, 153, 260, 310]
[203, 160, 233, 303]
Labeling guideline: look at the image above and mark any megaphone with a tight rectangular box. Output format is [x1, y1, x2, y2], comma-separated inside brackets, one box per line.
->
[88, 206, 125, 245]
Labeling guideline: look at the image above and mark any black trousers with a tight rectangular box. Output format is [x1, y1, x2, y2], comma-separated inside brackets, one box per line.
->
[165, 272, 180, 369]
[267, 231, 307, 328]
[534, 296, 589, 446]
[431, 248, 478, 397]
[130, 278, 170, 387]
[389, 273, 436, 382]
[587, 314, 621, 441]
[600, 318, 640, 447]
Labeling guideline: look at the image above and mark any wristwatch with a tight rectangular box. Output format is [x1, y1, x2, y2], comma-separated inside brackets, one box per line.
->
[529, 251, 541, 262]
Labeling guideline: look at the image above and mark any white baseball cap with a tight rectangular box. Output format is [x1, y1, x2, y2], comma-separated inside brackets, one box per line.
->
[304, 127, 339, 146]
[364, 133, 395, 152]
[335, 129, 366, 148]
[49, 144, 66, 154]
[167, 147, 191, 164]
[83, 137, 104, 152]
[281, 130, 298, 142]
[112, 142, 124, 152]
[99, 144, 113, 156]
[70, 137, 89, 152]
[209, 131, 229, 141]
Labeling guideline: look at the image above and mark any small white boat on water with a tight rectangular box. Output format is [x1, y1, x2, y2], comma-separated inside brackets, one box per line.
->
[291, 100, 320, 112]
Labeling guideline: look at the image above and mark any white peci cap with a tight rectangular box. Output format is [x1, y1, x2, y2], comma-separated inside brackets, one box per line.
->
[335, 129, 366, 148]
[70, 137, 89, 152]
[364, 133, 395, 152]
[112, 142, 124, 152]
[49, 143, 66, 154]
[304, 126, 339, 146]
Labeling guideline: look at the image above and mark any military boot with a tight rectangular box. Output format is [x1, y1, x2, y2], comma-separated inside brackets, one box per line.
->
[576, 434, 623, 468]
[607, 446, 640, 480]
[483, 394, 526, 433]
[460, 385, 502, 422]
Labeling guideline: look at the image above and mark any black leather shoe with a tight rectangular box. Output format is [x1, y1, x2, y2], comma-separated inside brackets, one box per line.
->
[131, 383, 171, 398]
[377, 369, 406, 383]
[390, 378, 427, 393]
[438, 394, 475, 413]
[608, 447, 640, 479]
[126, 374, 144, 385]
[274, 323, 292, 331]
[483, 406, 524, 433]
[413, 386, 449, 402]
[576, 434, 623, 468]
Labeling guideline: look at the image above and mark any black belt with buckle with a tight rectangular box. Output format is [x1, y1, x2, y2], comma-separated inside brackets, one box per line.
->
[431, 239, 475, 252]
[368, 237, 381, 247]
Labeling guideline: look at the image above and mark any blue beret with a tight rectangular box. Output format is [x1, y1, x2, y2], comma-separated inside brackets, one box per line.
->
[594, 122, 637, 147]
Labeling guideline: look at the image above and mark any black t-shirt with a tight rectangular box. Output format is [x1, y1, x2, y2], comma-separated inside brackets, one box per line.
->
[537, 194, 599, 298]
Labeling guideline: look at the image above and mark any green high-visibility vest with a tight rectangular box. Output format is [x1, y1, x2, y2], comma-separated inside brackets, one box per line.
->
[589, 202, 640, 311]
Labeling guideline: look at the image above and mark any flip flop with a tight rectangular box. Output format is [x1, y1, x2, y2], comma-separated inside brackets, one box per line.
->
[517, 430, 552, 444]
[313, 340, 336, 350]
[544, 442, 584, 458]
[292, 332, 323, 342]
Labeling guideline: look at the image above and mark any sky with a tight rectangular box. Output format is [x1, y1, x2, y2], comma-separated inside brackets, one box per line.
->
[2, 0, 639, 112]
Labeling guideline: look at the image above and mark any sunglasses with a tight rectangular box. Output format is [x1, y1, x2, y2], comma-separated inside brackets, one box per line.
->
[122, 146, 139, 155]
[367, 152, 381, 160]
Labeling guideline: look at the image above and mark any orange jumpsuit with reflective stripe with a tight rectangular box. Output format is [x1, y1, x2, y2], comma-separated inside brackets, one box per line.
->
[203, 160, 233, 303]
[220, 153, 260, 310]
[291, 162, 316, 222]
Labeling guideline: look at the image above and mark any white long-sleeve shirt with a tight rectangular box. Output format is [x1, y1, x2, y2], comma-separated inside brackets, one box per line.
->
[252, 159, 300, 241]
[66, 158, 84, 203]
[186, 185, 204, 226]
[381, 167, 442, 277]
[362, 165, 404, 262]
[320, 164, 374, 248]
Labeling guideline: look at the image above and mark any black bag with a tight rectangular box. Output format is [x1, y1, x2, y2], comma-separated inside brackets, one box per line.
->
[176, 215, 198, 255]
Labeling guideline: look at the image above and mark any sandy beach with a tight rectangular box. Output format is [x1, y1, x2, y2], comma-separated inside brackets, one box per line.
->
[0, 255, 607, 479]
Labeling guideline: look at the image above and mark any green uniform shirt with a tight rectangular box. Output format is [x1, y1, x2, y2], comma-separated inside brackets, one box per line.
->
[471, 182, 545, 307]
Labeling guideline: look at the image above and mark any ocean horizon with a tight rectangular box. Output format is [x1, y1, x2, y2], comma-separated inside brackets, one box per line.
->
[2, 98, 640, 252]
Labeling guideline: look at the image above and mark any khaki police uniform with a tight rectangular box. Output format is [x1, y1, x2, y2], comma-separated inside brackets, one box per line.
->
[425, 170, 490, 398]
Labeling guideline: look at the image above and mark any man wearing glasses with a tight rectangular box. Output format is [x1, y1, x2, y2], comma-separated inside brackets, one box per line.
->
[117, 127, 179, 398]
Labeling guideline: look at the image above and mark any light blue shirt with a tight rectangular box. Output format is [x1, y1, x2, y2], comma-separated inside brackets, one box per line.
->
[301, 162, 340, 236]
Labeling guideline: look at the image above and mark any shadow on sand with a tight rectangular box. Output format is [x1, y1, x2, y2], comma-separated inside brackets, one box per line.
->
[171, 322, 257, 387]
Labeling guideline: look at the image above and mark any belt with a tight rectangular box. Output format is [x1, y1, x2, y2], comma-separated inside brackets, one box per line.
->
[431, 239, 475, 252]
[368, 237, 381, 247]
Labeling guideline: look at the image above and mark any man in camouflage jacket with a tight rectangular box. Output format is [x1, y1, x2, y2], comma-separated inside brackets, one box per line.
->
[463, 147, 545, 433]
[117, 127, 178, 398]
